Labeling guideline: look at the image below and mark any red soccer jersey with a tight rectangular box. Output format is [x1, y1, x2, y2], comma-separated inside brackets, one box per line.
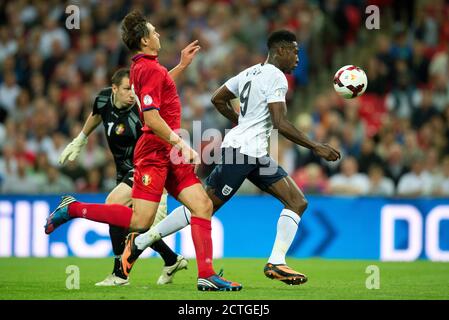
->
[130, 53, 181, 133]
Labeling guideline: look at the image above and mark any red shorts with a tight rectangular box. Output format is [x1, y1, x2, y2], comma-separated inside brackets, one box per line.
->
[132, 136, 200, 202]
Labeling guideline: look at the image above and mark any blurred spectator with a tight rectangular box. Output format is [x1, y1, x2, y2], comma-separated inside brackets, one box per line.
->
[397, 153, 433, 196]
[402, 130, 420, 167]
[60, 161, 87, 191]
[30, 151, 50, 186]
[79, 167, 102, 193]
[2, 158, 40, 194]
[375, 34, 394, 82]
[0, 143, 17, 179]
[411, 89, 438, 129]
[77, 131, 107, 170]
[365, 57, 389, 95]
[389, 27, 413, 64]
[436, 156, 449, 196]
[431, 74, 449, 112]
[39, 165, 75, 194]
[0, 25, 18, 64]
[9, 89, 32, 123]
[76, 34, 95, 77]
[358, 139, 384, 174]
[328, 156, 370, 195]
[367, 164, 395, 196]
[425, 148, 444, 195]
[385, 60, 417, 119]
[0, 71, 20, 113]
[428, 43, 448, 78]
[414, 6, 439, 47]
[384, 143, 409, 186]
[341, 124, 361, 157]
[293, 163, 329, 194]
[51, 132, 68, 166]
[410, 40, 430, 86]
[39, 16, 69, 58]
[14, 133, 36, 166]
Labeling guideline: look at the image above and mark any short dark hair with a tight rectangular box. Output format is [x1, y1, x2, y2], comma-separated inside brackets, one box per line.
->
[111, 68, 130, 86]
[267, 30, 297, 50]
[121, 10, 149, 51]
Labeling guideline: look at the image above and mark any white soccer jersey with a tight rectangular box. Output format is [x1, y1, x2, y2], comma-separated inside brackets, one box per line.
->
[222, 63, 288, 158]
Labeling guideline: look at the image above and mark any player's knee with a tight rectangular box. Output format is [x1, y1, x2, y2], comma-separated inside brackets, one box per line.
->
[299, 197, 308, 212]
[200, 197, 213, 216]
[286, 196, 308, 215]
[191, 196, 213, 218]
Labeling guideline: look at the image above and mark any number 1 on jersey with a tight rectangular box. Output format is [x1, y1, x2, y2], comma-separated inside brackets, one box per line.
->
[107, 122, 114, 136]
[239, 81, 252, 117]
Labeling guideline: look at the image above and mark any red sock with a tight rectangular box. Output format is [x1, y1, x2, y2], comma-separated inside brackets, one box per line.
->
[68, 202, 132, 229]
[190, 216, 215, 278]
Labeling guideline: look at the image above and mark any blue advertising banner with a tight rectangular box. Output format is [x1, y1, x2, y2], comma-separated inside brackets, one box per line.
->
[0, 195, 448, 261]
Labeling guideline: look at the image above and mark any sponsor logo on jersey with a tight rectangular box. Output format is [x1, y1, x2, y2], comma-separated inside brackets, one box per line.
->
[142, 174, 151, 186]
[115, 123, 125, 135]
[222, 185, 233, 196]
[143, 94, 153, 106]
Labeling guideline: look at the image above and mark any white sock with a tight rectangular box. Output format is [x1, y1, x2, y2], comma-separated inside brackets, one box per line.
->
[155, 205, 191, 237]
[135, 205, 191, 250]
[268, 209, 300, 265]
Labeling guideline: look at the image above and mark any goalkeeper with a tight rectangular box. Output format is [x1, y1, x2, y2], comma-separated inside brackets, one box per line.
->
[59, 41, 200, 286]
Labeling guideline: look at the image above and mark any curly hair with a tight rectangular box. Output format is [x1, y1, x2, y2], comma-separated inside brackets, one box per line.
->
[120, 10, 150, 51]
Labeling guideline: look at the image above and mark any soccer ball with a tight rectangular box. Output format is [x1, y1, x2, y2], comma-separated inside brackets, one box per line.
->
[333, 65, 368, 99]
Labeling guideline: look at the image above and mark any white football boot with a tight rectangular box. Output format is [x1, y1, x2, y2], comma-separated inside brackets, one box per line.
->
[95, 274, 129, 286]
[156, 255, 188, 285]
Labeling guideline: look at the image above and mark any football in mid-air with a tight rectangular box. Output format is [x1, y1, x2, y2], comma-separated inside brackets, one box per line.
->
[333, 65, 368, 99]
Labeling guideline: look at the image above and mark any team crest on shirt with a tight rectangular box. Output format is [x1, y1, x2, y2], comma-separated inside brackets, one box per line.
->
[222, 185, 233, 196]
[143, 94, 153, 106]
[115, 123, 125, 135]
[142, 174, 151, 186]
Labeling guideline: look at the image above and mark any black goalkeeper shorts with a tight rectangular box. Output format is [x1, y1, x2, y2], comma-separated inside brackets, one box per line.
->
[117, 168, 134, 188]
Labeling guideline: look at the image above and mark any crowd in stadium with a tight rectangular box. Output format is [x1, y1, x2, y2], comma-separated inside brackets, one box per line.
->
[0, 0, 448, 196]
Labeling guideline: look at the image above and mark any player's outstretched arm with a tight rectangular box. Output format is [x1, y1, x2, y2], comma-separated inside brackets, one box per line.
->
[268, 102, 341, 162]
[59, 112, 102, 164]
[81, 112, 102, 137]
[168, 40, 201, 83]
[211, 85, 239, 124]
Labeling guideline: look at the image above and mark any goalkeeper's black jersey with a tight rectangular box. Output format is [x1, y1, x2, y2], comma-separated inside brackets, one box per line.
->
[92, 87, 142, 181]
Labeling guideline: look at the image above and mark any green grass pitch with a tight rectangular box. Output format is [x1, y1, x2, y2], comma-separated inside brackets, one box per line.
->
[0, 258, 448, 300]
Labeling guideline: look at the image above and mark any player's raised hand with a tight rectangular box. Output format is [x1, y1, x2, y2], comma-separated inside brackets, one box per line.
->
[179, 40, 201, 68]
[58, 134, 88, 165]
[312, 143, 341, 162]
